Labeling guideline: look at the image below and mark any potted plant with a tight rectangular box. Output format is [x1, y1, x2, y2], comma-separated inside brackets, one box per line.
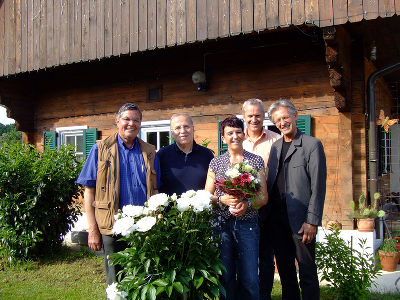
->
[349, 193, 385, 232]
[378, 238, 400, 271]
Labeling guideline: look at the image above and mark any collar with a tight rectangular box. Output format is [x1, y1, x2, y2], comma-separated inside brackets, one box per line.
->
[173, 140, 199, 154]
[117, 134, 137, 150]
[245, 127, 267, 143]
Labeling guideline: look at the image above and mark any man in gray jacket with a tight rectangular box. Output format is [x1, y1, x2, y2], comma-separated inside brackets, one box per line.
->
[266, 100, 326, 300]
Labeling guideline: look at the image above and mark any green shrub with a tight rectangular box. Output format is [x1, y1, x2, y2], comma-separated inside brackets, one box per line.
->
[316, 228, 381, 300]
[0, 142, 83, 261]
[379, 238, 398, 253]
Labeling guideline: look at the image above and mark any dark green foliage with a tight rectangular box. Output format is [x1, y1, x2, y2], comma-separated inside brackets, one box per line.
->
[0, 142, 84, 261]
[316, 229, 381, 300]
[0, 124, 22, 145]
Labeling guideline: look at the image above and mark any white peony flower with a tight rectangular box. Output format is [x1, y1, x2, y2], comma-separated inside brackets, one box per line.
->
[232, 163, 240, 170]
[181, 190, 196, 198]
[147, 193, 170, 211]
[122, 205, 144, 218]
[112, 216, 137, 237]
[135, 216, 157, 232]
[176, 197, 191, 212]
[242, 163, 254, 173]
[190, 190, 212, 213]
[171, 193, 178, 201]
[106, 282, 128, 300]
[225, 168, 241, 179]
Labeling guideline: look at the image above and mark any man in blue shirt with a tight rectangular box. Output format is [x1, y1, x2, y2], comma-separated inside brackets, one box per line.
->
[77, 103, 160, 285]
[157, 113, 214, 195]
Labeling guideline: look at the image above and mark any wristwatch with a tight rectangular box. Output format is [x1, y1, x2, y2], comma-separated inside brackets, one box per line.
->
[247, 199, 252, 209]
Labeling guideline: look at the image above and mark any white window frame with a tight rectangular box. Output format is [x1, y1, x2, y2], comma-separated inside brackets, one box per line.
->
[56, 125, 88, 157]
[140, 120, 171, 151]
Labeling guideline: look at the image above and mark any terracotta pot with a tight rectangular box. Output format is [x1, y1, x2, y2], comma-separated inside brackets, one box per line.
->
[378, 250, 400, 271]
[357, 218, 375, 232]
[326, 220, 343, 230]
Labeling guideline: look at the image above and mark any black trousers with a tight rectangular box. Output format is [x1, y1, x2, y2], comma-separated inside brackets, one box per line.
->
[102, 234, 128, 285]
[270, 218, 320, 300]
[259, 220, 275, 300]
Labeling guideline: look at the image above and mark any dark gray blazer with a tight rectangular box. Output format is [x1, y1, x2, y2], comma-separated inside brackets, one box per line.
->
[267, 130, 327, 236]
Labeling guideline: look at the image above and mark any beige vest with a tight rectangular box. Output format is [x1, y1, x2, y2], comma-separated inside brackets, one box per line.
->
[94, 132, 157, 235]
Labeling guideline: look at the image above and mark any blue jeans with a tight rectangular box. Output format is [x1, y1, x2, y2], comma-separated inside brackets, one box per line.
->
[213, 216, 260, 300]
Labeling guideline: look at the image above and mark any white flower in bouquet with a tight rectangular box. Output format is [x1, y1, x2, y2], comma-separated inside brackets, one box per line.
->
[177, 197, 191, 212]
[147, 193, 170, 211]
[242, 161, 254, 173]
[106, 282, 128, 300]
[225, 168, 241, 179]
[112, 216, 137, 237]
[122, 205, 144, 218]
[135, 216, 157, 232]
[181, 190, 196, 198]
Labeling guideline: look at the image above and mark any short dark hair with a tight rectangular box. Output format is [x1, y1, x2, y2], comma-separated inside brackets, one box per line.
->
[116, 103, 142, 120]
[220, 116, 244, 136]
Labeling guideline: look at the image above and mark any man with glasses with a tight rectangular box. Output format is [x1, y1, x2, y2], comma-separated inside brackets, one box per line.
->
[266, 100, 326, 300]
[77, 103, 161, 285]
[241, 98, 280, 300]
[157, 113, 214, 195]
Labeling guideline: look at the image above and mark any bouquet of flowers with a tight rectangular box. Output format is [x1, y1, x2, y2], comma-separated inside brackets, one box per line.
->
[106, 190, 225, 300]
[215, 161, 261, 201]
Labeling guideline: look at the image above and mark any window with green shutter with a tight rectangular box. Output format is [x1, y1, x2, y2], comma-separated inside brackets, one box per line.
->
[218, 120, 228, 156]
[43, 131, 57, 150]
[297, 115, 312, 135]
[83, 128, 97, 159]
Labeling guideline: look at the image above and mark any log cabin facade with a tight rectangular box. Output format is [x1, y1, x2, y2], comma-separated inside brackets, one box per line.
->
[0, 0, 399, 229]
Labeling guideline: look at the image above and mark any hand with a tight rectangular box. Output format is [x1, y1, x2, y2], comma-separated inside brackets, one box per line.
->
[230, 201, 248, 217]
[298, 223, 317, 244]
[220, 194, 242, 207]
[88, 227, 102, 251]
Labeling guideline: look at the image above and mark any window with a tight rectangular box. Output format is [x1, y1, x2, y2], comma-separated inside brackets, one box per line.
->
[140, 120, 171, 151]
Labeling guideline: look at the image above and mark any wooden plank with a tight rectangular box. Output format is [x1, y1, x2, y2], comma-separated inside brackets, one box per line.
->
[241, 0, 253, 33]
[74, 0, 82, 62]
[292, 0, 305, 25]
[68, 0, 74, 63]
[59, 0, 69, 64]
[113, 0, 121, 55]
[230, 0, 241, 34]
[379, 0, 396, 17]
[266, 0, 279, 28]
[39, 0, 47, 69]
[16, 0, 22, 73]
[45, 0, 53, 68]
[21, 0, 28, 72]
[363, 0, 378, 20]
[104, 0, 112, 56]
[33, 0, 40, 69]
[0, 3, 5, 76]
[3, 0, 10, 75]
[332, 0, 347, 25]
[396, 0, 400, 15]
[167, 0, 176, 46]
[89, 0, 97, 59]
[186, 0, 196, 41]
[305, 0, 319, 25]
[28, 0, 36, 69]
[348, 0, 363, 22]
[197, 0, 207, 40]
[96, 0, 104, 58]
[254, 0, 266, 31]
[319, 0, 333, 27]
[138, 0, 147, 50]
[156, 0, 166, 47]
[81, 0, 89, 60]
[121, 0, 130, 53]
[279, 0, 291, 26]
[148, 0, 156, 49]
[207, 0, 218, 39]
[176, 0, 186, 44]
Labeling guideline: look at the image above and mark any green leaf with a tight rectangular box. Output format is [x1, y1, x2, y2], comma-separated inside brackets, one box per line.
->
[207, 275, 218, 285]
[140, 285, 149, 300]
[153, 279, 168, 287]
[156, 286, 165, 296]
[187, 266, 195, 279]
[173, 281, 184, 294]
[144, 259, 151, 272]
[194, 276, 204, 289]
[148, 285, 157, 300]
[166, 269, 176, 283]
[199, 269, 209, 279]
[166, 285, 173, 297]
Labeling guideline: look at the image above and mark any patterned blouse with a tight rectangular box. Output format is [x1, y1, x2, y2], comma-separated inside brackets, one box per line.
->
[209, 150, 265, 220]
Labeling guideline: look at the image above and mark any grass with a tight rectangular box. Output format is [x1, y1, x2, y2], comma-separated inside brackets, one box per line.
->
[0, 245, 399, 300]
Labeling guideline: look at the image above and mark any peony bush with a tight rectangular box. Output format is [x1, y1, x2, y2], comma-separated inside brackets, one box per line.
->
[107, 190, 225, 300]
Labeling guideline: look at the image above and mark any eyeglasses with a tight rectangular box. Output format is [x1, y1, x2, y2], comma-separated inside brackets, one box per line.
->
[273, 115, 292, 125]
[173, 125, 192, 132]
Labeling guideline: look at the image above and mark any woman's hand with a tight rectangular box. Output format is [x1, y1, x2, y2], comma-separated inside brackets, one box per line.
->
[220, 194, 242, 207]
[230, 200, 249, 217]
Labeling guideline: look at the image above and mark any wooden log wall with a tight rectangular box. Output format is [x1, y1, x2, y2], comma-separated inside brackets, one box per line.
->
[0, 0, 399, 77]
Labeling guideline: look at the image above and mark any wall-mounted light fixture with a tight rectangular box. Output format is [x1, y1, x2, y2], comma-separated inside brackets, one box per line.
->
[192, 71, 207, 91]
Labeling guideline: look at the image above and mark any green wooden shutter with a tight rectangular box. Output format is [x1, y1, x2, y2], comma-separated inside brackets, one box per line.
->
[83, 128, 97, 159]
[218, 120, 228, 156]
[43, 131, 57, 150]
[297, 115, 311, 136]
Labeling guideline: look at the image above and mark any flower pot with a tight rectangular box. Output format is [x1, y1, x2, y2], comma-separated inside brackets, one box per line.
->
[357, 218, 375, 232]
[378, 250, 400, 271]
[326, 220, 342, 230]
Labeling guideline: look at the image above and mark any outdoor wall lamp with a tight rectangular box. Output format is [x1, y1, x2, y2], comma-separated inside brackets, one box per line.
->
[192, 71, 207, 91]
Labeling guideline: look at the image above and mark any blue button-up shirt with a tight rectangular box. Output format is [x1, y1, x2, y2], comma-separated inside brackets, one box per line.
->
[77, 135, 160, 208]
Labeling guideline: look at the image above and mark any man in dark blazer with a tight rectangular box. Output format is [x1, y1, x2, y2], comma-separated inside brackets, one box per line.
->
[266, 99, 326, 300]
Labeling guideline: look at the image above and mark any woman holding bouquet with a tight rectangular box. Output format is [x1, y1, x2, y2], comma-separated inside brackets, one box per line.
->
[205, 116, 268, 300]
